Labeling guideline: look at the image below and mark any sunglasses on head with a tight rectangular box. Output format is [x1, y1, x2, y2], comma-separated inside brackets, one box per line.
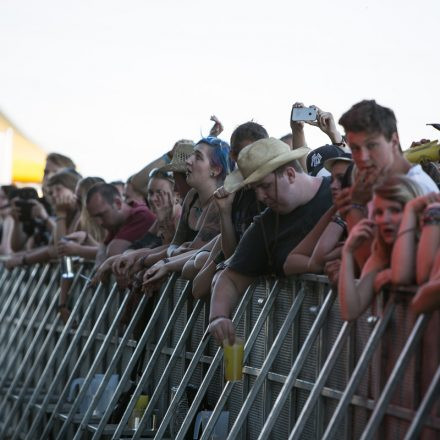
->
[148, 168, 175, 181]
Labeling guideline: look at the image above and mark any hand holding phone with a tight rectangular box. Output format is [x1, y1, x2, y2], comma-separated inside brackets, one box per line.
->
[291, 106, 317, 122]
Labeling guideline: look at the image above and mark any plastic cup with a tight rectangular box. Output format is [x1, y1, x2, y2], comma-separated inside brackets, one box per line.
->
[223, 338, 244, 382]
[128, 394, 149, 429]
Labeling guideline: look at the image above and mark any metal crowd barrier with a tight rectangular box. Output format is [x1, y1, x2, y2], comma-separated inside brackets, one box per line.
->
[0, 262, 438, 439]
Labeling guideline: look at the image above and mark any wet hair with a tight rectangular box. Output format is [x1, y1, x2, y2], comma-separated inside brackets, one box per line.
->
[47, 169, 82, 192]
[196, 136, 235, 182]
[339, 100, 397, 141]
[374, 175, 423, 205]
[230, 122, 269, 155]
[46, 153, 76, 170]
[86, 183, 121, 205]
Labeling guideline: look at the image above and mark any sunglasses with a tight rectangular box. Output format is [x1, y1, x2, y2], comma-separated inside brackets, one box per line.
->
[148, 168, 175, 182]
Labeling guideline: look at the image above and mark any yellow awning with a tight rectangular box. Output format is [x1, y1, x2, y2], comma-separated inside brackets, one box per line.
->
[0, 112, 46, 184]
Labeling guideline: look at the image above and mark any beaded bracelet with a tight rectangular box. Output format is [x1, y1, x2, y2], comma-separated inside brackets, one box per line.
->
[422, 207, 440, 225]
[350, 203, 368, 215]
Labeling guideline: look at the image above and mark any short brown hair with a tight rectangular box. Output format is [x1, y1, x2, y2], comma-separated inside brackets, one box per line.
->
[46, 152, 76, 169]
[339, 100, 397, 141]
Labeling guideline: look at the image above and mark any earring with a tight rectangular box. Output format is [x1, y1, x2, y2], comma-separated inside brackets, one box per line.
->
[210, 171, 215, 177]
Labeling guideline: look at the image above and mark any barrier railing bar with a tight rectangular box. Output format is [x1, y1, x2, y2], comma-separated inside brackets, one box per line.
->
[404, 364, 440, 439]
[131, 298, 204, 440]
[0, 288, 62, 438]
[10, 282, 104, 440]
[111, 279, 192, 440]
[322, 301, 396, 440]
[25, 282, 119, 440]
[226, 286, 306, 439]
[0, 265, 49, 371]
[0, 268, 27, 340]
[0, 267, 20, 309]
[39, 286, 127, 438]
[199, 280, 284, 440]
[0, 266, 11, 293]
[155, 282, 256, 440]
[0, 265, 40, 357]
[360, 313, 431, 440]
[0, 265, 57, 393]
[91, 273, 179, 440]
[52, 286, 129, 440]
[257, 288, 336, 440]
[289, 321, 351, 440]
[72, 294, 149, 440]
[0, 283, 62, 439]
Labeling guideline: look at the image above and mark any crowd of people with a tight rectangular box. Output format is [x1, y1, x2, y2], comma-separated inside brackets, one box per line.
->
[1, 101, 439, 342]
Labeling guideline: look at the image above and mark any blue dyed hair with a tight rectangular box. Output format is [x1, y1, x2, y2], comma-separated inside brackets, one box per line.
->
[195, 136, 235, 182]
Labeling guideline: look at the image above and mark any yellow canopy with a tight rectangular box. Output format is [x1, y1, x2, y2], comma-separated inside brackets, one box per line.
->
[0, 112, 46, 184]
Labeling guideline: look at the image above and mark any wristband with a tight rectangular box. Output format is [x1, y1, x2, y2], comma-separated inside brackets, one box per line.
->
[350, 204, 368, 215]
[331, 215, 347, 232]
[209, 315, 229, 324]
[162, 257, 170, 264]
[56, 216, 66, 221]
[423, 207, 440, 225]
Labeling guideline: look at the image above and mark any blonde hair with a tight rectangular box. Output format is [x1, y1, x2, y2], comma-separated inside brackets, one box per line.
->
[374, 175, 424, 206]
[372, 175, 423, 255]
[76, 177, 106, 243]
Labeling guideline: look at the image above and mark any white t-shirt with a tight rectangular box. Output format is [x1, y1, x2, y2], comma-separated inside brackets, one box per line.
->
[407, 164, 439, 194]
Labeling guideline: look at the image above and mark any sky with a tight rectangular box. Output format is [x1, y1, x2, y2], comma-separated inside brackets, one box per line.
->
[0, 0, 439, 181]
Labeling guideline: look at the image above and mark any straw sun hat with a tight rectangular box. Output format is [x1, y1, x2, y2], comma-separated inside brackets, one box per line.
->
[159, 140, 195, 173]
[224, 137, 309, 193]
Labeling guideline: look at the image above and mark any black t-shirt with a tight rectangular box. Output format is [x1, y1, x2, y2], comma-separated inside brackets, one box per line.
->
[228, 177, 332, 277]
[231, 188, 259, 242]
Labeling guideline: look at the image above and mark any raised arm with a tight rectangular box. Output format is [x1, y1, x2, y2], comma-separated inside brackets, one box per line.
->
[338, 219, 382, 321]
[391, 194, 440, 285]
[213, 186, 237, 259]
[416, 202, 440, 284]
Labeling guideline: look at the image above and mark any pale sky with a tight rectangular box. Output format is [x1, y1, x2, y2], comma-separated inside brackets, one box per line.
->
[1, 0, 439, 181]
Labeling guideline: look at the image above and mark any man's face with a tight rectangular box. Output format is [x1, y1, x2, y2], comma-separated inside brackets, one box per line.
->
[346, 131, 399, 174]
[87, 193, 121, 231]
[251, 169, 294, 214]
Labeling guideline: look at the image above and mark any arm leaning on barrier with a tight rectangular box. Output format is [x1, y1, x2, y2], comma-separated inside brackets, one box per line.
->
[209, 267, 254, 344]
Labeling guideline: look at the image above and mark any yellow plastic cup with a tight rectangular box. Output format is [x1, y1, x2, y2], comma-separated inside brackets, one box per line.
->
[223, 338, 244, 382]
[129, 394, 149, 429]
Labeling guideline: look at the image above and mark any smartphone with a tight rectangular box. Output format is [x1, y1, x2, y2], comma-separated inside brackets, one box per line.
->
[291, 107, 317, 122]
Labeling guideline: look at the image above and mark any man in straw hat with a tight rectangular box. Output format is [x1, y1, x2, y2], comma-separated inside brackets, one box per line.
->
[209, 137, 333, 344]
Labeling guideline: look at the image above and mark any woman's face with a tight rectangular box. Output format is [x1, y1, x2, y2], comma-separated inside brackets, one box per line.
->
[185, 143, 213, 188]
[50, 183, 75, 202]
[147, 177, 174, 212]
[330, 161, 351, 200]
[373, 194, 404, 245]
[124, 182, 145, 205]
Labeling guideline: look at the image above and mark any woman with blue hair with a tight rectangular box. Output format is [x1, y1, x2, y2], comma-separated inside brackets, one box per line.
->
[140, 136, 235, 293]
